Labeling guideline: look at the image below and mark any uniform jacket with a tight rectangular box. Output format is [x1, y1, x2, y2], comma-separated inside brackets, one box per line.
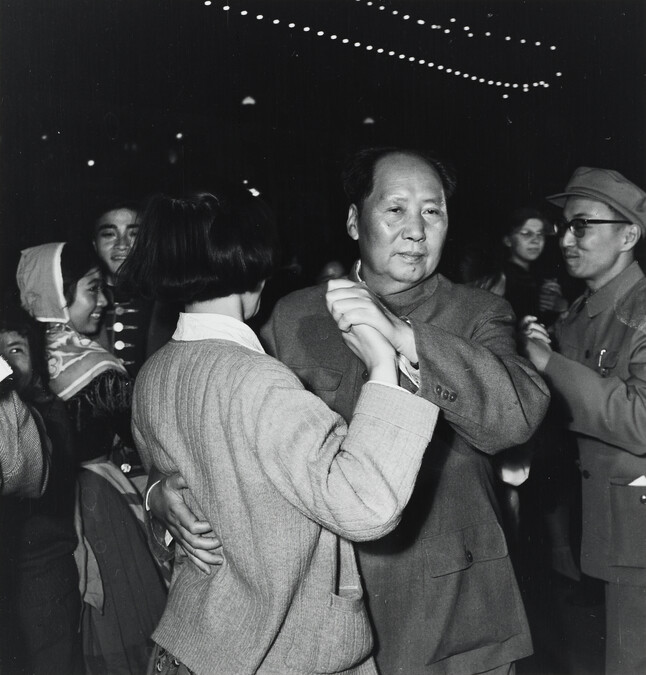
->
[133, 317, 438, 675]
[261, 272, 550, 675]
[545, 261, 646, 586]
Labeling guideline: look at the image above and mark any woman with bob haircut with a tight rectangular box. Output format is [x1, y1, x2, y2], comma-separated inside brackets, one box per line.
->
[123, 188, 439, 675]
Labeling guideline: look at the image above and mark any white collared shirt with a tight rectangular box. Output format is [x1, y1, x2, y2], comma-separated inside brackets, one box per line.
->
[173, 312, 265, 354]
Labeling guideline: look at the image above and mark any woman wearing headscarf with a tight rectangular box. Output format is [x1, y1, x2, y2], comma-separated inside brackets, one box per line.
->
[16, 241, 167, 675]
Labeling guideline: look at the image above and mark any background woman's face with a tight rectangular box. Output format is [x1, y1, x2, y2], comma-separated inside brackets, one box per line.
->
[68, 267, 108, 335]
[506, 218, 546, 264]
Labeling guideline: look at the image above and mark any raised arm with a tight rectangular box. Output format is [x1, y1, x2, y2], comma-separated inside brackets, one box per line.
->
[242, 362, 437, 541]
[543, 345, 646, 456]
[410, 297, 550, 452]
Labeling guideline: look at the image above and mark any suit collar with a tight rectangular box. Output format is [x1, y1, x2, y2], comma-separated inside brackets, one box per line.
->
[351, 260, 439, 316]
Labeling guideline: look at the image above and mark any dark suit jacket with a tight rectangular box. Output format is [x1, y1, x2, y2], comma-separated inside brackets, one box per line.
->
[261, 272, 550, 675]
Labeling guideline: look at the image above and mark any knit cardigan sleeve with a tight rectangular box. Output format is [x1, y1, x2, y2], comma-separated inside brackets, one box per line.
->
[0, 390, 49, 497]
[238, 361, 438, 541]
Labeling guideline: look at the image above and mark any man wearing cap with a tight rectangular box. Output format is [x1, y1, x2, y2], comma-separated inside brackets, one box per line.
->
[522, 167, 646, 674]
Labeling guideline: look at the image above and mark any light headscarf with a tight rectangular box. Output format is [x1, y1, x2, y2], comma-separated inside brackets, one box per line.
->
[17, 243, 127, 401]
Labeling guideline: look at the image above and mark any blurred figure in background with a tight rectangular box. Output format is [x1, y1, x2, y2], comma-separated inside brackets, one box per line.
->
[92, 201, 176, 378]
[474, 207, 568, 325]
[0, 300, 83, 675]
[316, 259, 347, 284]
[92, 201, 177, 477]
[0, 357, 49, 500]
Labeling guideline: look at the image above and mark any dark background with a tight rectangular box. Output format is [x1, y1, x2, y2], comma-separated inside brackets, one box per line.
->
[1, 0, 645, 290]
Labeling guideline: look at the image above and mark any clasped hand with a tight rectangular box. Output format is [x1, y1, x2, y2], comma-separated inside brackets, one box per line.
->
[324, 279, 417, 369]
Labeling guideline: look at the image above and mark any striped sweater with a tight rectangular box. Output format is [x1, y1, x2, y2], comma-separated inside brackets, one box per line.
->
[133, 338, 438, 674]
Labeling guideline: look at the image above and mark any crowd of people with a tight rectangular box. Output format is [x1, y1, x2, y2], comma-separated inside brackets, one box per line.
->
[1, 147, 645, 675]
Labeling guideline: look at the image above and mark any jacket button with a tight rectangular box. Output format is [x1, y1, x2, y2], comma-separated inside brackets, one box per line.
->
[465, 549, 473, 564]
[442, 389, 449, 400]
[435, 385, 442, 395]
[582, 469, 591, 479]
[640, 494, 646, 504]
[449, 392, 457, 402]
[362, 370, 369, 381]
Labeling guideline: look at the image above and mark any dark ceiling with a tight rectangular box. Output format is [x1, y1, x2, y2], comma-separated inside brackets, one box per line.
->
[1, 0, 645, 284]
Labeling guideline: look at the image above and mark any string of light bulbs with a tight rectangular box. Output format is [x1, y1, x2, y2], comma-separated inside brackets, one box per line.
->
[354, 0, 563, 96]
[205, 1, 562, 99]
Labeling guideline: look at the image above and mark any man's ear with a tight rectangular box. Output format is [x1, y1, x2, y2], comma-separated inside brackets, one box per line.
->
[346, 204, 359, 241]
[502, 235, 512, 249]
[92, 238, 98, 253]
[622, 224, 641, 252]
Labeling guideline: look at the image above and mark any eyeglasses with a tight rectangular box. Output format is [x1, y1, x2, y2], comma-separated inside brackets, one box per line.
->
[556, 218, 632, 239]
[516, 230, 547, 241]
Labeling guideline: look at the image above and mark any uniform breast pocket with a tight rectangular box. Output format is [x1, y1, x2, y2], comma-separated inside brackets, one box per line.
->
[609, 478, 646, 568]
[596, 349, 620, 377]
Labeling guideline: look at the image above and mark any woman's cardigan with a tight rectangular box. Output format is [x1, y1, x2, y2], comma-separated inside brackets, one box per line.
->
[133, 338, 438, 674]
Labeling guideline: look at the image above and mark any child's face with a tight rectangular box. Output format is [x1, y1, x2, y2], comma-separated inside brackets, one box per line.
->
[0, 330, 34, 395]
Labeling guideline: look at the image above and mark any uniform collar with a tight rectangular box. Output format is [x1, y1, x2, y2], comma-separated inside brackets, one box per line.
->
[585, 261, 645, 318]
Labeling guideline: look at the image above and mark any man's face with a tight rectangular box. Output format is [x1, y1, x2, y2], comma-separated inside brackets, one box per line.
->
[347, 153, 448, 295]
[93, 208, 139, 282]
[0, 331, 34, 396]
[560, 197, 634, 291]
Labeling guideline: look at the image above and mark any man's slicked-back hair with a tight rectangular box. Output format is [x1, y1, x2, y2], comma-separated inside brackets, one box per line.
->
[93, 200, 141, 234]
[119, 187, 277, 305]
[341, 147, 457, 212]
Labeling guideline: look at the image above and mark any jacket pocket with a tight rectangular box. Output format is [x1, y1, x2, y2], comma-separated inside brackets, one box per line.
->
[291, 366, 343, 408]
[285, 587, 373, 673]
[422, 521, 523, 664]
[609, 479, 646, 568]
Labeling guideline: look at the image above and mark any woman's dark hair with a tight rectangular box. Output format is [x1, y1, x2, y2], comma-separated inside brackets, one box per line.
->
[342, 147, 457, 213]
[119, 188, 277, 304]
[504, 207, 552, 238]
[59, 242, 104, 306]
[0, 295, 49, 387]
